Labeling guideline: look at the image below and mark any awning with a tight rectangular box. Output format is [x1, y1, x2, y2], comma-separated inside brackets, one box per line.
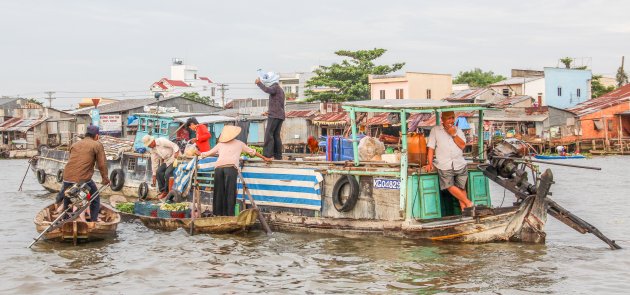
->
[455, 117, 470, 130]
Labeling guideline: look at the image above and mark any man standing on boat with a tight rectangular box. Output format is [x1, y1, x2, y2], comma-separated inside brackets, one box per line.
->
[255, 71, 285, 160]
[56, 125, 110, 221]
[142, 135, 180, 199]
[185, 117, 211, 153]
[423, 111, 473, 211]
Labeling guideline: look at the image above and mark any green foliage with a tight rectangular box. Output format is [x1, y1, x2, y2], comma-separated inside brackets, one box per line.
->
[160, 202, 189, 211]
[242, 145, 263, 157]
[560, 57, 573, 69]
[453, 68, 506, 87]
[616, 66, 628, 87]
[305, 48, 405, 102]
[181, 92, 213, 105]
[591, 75, 616, 98]
[26, 98, 43, 106]
[115, 202, 134, 213]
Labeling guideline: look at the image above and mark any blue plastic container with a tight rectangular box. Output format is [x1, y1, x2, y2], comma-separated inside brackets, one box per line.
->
[325, 135, 364, 161]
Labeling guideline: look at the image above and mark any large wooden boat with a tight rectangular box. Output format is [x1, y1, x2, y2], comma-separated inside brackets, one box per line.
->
[34, 203, 121, 244]
[31, 111, 236, 200]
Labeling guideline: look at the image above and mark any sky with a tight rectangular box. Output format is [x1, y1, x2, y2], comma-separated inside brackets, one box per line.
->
[1, 0, 629, 109]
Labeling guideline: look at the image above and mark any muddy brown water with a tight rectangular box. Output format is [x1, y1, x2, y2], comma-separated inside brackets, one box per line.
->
[1, 158, 629, 294]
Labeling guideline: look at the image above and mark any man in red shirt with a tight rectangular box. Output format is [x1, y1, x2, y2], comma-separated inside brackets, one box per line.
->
[186, 117, 211, 152]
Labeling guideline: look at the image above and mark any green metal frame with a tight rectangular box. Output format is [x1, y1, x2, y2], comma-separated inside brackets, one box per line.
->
[341, 103, 492, 219]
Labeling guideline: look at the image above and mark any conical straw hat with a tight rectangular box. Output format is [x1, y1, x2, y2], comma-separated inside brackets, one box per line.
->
[218, 125, 242, 143]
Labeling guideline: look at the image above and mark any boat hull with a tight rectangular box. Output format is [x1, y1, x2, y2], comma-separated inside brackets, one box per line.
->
[534, 154, 586, 159]
[34, 203, 121, 243]
[131, 208, 259, 234]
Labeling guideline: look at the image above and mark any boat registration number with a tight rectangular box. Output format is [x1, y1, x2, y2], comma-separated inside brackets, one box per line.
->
[373, 178, 400, 190]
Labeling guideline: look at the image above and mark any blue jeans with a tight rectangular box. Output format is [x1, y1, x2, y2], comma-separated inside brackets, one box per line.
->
[56, 180, 100, 222]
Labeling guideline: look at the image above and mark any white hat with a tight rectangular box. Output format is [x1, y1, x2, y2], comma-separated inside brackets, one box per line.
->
[142, 135, 155, 147]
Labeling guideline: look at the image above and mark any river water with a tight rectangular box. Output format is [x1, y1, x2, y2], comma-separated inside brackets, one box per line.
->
[1, 157, 629, 294]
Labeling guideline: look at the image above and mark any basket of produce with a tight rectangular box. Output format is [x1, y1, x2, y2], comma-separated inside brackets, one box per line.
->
[115, 202, 134, 214]
[158, 202, 191, 219]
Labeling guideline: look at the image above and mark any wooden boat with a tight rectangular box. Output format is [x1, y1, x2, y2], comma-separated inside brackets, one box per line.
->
[33, 203, 120, 244]
[534, 154, 586, 159]
[206, 99, 618, 248]
[129, 208, 259, 234]
[31, 112, 236, 200]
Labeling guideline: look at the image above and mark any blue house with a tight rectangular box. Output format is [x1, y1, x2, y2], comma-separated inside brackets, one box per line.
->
[544, 67, 592, 108]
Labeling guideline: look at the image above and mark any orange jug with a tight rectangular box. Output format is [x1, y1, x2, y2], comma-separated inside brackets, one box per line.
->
[407, 133, 427, 166]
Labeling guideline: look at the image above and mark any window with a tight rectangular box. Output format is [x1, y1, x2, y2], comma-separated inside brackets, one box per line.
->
[502, 89, 509, 96]
[558, 87, 562, 96]
[577, 88, 581, 97]
[426, 89, 432, 99]
[295, 86, 299, 96]
[127, 157, 137, 171]
[396, 89, 404, 99]
[379, 90, 386, 99]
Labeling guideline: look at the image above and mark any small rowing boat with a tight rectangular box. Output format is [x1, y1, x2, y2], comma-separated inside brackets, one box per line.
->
[33, 203, 120, 244]
[534, 154, 586, 160]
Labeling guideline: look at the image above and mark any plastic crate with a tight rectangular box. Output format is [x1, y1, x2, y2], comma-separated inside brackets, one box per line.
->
[157, 209, 191, 219]
[134, 202, 160, 217]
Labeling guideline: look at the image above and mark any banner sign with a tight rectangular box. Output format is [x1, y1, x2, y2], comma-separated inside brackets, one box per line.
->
[373, 178, 400, 190]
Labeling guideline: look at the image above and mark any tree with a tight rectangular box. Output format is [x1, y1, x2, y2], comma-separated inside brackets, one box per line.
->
[560, 57, 573, 69]
[453, 68, 506, 87]
[305, 48, 405, 102]
[616, 58, 628, 87]
[181, 92, 213, 105]
[26, 98, 43, 106]
[591, 75, 615, 98]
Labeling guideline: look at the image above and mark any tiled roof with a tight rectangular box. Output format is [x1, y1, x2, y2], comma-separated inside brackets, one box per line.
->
[569, 84, 630, 117]
[199, 77, 212, 83]
[164, 79, 190, 87]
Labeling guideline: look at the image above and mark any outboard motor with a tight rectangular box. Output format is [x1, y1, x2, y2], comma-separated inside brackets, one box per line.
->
[486, 140, 537, 195]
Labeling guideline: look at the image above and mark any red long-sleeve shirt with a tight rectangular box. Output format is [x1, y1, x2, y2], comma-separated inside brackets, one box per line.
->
[195, 124, 211, 152]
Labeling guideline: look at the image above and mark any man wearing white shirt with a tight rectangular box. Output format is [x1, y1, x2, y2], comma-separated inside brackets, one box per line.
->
[422, 111, 473, 210]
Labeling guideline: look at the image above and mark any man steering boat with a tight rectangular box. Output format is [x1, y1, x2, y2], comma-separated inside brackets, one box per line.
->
[56, 125, 110, 221]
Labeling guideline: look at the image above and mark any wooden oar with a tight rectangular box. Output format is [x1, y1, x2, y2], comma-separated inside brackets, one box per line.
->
[237, 171, 272, 235]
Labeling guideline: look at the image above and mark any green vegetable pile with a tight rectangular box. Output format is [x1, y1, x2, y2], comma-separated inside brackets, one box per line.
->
[241, 145, 263, 157]
[115, 202, 134, 214]
[160, 202, 189, 211]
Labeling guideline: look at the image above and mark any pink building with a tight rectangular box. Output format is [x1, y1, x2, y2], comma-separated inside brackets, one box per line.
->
[369, 72, 452, 100]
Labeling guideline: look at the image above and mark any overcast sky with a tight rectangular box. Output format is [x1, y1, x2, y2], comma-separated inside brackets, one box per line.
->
[1, 0, 629, 108]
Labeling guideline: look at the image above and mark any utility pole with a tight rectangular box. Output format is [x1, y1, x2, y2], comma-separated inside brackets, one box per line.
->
[44, 91, 55, 108]
[217, 84, 229, 107]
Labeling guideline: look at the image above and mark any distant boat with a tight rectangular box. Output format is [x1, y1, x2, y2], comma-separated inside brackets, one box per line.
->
[534, 154, 586, 160]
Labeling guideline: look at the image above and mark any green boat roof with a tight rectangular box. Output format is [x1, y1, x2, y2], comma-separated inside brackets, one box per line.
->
[342, 99, 493, 113]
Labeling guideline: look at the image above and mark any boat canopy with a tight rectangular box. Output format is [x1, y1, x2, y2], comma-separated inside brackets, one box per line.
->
[173, 115, 236, 124]
[342, 99, 494, 113]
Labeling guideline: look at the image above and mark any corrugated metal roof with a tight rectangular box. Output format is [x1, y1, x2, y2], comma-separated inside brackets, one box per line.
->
[569, 84, 630, 117]
[311, 112, 348, 125]
[490, 77, 543, 86]
[343, 99, 492, 111]
[445, 88, 490, 101]
[484, 108, 547, 122]
[286, 110, 318, 118]
[365, 111, 474, 126]
[0, 117, 47, 132]
[495, 95, 533, 107]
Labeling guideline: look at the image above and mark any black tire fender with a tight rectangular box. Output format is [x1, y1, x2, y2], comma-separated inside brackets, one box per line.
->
[332, 175, 360, 212]
[110, 169, 125, 191]
[36, 169, 46, 184]
[56, 169, 64, 183]
[166, 190, 183, 203]
[138, 182, 149, 200]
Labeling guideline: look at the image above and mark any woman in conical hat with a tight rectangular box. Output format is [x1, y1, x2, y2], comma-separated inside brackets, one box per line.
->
[198, 125, 272, 216]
